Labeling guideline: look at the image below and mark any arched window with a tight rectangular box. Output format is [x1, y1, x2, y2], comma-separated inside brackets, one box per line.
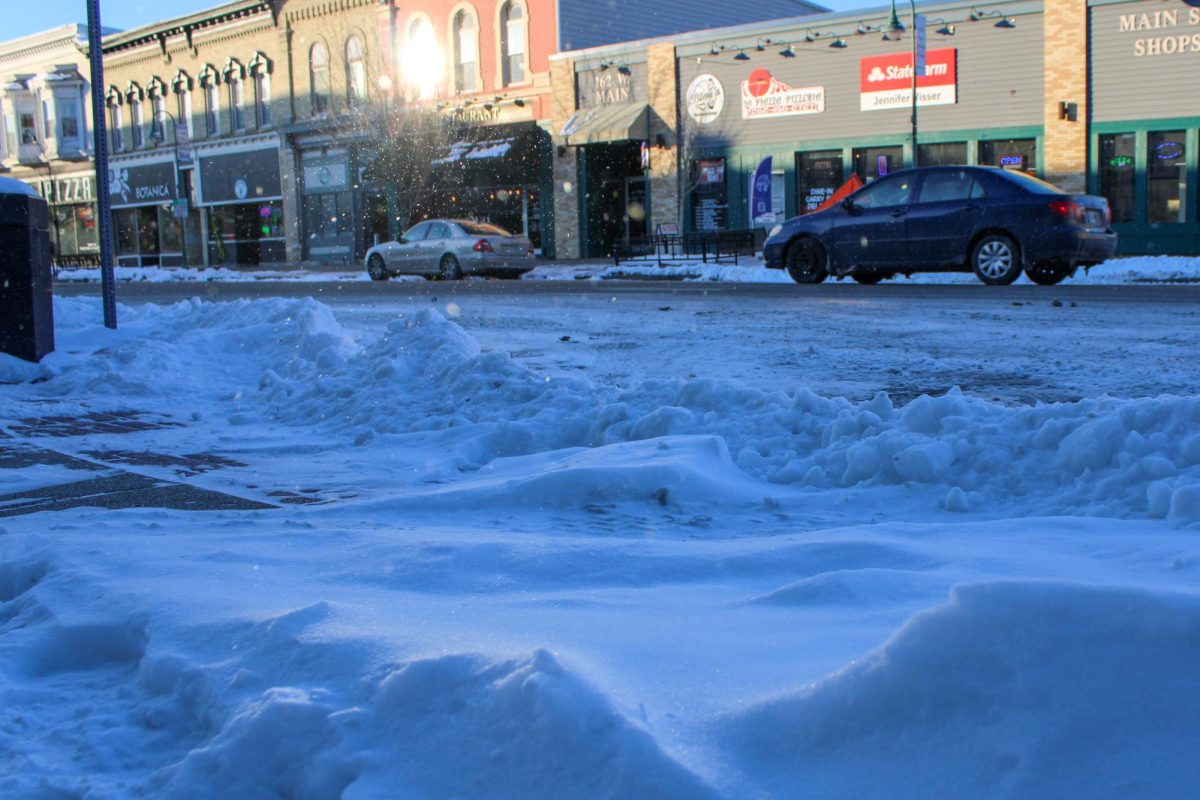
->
[310, 42, 330, 114]
[223, 59, 245, 132]
[452, 9, 478, 93]
[499, 2, 526, 86]
[404, 17, 442, 100]
[106, 87, 123, 152]
[147, 78, 168, 143]
[198, 65, 220, 136]
[172, 71, 193, 138]
[249, 52, 272, 127]
[346, 36, 367, 106]
[125, 82, 144, 148]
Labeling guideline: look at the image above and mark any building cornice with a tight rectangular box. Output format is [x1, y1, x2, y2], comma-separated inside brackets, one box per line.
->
[100, 0, 277, 56]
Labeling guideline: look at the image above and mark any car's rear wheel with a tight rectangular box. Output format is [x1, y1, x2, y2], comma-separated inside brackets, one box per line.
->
[439, 254, 463, 281]
[367, 254, 388, 281]
[1025, 260, 1070, 286]
[970, 234, 1022, 285]
[851, 271, 886, 285]
[785, 238, 828, 284]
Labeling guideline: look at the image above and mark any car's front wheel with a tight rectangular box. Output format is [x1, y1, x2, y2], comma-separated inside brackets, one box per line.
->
[970, 234, 1022, 285]
[785, 237, 828, 284]
[1025, 260, 1070, 286]
[367, 254, 388, 282]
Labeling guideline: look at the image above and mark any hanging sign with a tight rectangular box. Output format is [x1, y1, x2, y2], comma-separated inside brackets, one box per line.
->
[740, 68, 824, 119]
[686, 74, 725, 124]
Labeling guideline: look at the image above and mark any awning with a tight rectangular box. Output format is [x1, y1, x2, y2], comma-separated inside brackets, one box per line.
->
[562, 103, 649, 146]
[433, 137, 516, 165]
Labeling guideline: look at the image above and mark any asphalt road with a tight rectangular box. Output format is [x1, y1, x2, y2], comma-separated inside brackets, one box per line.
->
[52, 277, 1200, 404]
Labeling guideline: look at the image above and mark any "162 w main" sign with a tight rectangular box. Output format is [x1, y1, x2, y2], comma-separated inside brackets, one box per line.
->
[859, 48, 957, 111]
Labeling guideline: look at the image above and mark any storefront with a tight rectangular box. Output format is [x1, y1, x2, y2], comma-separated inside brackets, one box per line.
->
[1088, 0, 1200, 254]
[675, 9, 1044, 232]
[107, 157, 185, 267]
[562, 63, 654, 257]
[297, 146, 357, 263]
[428, 122, 551, 253]
[31, 171, 99, 266]
[196, 143, 285, 265]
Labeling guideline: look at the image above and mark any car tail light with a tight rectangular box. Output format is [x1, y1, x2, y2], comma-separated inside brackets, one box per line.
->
[473, 238, 494, 253]
[1048, 199, 1083, 221]
[1104, 204, 1112, 225]
[526, 245, 535, 255]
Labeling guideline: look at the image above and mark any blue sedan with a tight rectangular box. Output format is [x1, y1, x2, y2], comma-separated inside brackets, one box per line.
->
[763, 166, 1117, 286]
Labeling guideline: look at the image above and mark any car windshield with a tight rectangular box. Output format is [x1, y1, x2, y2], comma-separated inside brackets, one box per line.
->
[995, 169, 1066, 195]
[458, 221, 513, 237]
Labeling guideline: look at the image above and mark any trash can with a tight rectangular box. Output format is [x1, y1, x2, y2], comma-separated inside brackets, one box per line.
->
[0, 175, 54, 362]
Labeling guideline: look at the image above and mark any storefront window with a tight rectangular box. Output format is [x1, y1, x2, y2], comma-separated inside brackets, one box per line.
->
[208, 201, 285, 264]
[978, 138, 1036, 173]
[159, 206, 183, 254]
[917, 142, 967, 167]
[53, 206, 78, 256]
[114, 207, 160, 265]
[797, 151, 843, 212]
[115, 209, 138, 256]
[76, 205, 98, 253]
[1099, 133, 1136, 224]
[1147, 131, 1187, 224]
[853, 146, 903, 182]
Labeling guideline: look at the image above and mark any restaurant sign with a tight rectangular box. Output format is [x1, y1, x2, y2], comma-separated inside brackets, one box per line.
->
[741, 68, 824, 119]
[859, 47, 957, 111]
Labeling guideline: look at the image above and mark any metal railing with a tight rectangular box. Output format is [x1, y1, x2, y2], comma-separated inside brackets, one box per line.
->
[612, 228, 766, 266]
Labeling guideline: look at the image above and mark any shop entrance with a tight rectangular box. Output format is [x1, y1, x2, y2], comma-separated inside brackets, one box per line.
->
[582, 142, 644, 258]
[365, 193, 390, 248]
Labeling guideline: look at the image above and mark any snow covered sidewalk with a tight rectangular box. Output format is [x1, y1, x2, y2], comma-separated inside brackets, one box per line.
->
[1, 295, 1199, 798]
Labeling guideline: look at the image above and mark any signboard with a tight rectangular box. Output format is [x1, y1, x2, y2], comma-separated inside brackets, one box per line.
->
[860, 47, 957, 111]
[751, 156, 774, 223]
[693, 157, 727, 231]
[999, 154, 1025, 169]
[1118, 5, 1200, 57]
[740, 69, 824, 119]
[108, 160, 178, 207]
[171, 198, 190, 218]
[686, 74, 725, 124]
[32, 173, 95, 205]
[914, 15, 927, 76]
[198, 148, 282, 204]
[175, 126, 193, 168]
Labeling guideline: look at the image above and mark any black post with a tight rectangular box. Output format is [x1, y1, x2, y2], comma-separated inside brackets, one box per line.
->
[86, 0, 117, 328]
[910, 0, 919, 169]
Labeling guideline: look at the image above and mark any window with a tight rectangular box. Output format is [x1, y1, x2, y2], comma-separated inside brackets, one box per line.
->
[126, 85, 144, 148]
[917, 142, 967, 168]
[747, 169, 785, 223]
[249, 53, 272, 128]
[57, 97, 81, 146]
[199, 67, 220, 136]
[427, 222, 452, 240]
[1147, 131, 1187, 224]
[2, 102, 16, 153]
[150, 93, 166, 143]
[500, 2, 527, 85]
[1098, 133, 1135, 224]
[405, 18, 441, 100]
[851, 174, 915, 209]
[853, 146, 903, 182]
[796, 151, 844, 212]
[978, 138, 1036, 173]
[106, 90, 123, 152]
[453, 10, 479, 93]
[346, 36, 367, 106]
[225, 61, 245, 132]
[20, 111, 37, 145]
[917, 170, 984, 204]
[310, 42, 330, 114]
[42, 100, 52, 142]
[174, 72, 193, 138]
[404, 221, 433, 240]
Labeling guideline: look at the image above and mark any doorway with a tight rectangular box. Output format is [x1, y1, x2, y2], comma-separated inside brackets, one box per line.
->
[581, 142, 644, 258]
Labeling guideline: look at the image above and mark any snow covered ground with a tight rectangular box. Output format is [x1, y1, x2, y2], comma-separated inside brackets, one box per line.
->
[51, 252, 1200, 285]
[2, 290, 1200, 798]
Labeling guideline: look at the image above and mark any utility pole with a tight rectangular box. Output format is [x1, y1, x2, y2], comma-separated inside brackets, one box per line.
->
[86, 0, 117, 328]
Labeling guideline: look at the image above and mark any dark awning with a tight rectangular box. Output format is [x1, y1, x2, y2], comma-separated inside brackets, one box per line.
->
[562, 103, 649, 146]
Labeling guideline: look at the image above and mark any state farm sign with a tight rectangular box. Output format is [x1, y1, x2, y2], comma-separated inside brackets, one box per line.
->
[860, 47, 957, 111]
[741, 68, 824, 119]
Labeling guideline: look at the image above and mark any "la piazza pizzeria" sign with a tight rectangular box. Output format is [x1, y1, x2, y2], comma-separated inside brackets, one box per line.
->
[740, 68, 824, 119]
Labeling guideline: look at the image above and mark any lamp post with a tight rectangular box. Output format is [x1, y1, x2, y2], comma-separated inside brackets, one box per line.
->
[883, 0, 920, 168]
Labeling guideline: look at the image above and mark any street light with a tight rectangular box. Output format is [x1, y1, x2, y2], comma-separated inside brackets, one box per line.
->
[883, 0, 920, 168]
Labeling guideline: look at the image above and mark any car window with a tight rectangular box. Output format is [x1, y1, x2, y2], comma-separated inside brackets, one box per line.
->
[852, 175, 915, 209]
[917, 171, 976, 204]
[403, 222, 432, 241]
[458, 220, 513, 237]
[427, 223, 451, 240]
[994, 169, 1066, 195]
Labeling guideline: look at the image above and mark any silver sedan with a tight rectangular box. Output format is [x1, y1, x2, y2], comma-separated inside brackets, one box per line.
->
[365, 219, 536, 281]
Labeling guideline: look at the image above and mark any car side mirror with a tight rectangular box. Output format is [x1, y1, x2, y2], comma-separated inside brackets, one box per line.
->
[841, 197, 858, 214]
[396, 237, 408, 245]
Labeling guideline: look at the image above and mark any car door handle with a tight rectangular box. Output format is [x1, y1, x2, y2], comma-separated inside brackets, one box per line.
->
[891, 209, 906, 218]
